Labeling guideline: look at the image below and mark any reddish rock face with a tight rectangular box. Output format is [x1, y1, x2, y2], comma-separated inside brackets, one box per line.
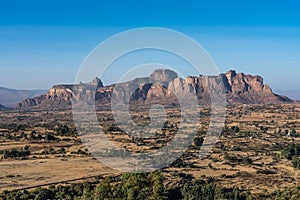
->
[16, 70, 293, 109]
[222, 70, 290, 104]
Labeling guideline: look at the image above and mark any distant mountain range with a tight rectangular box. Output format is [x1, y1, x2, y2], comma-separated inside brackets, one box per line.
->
[0, 103, 6, 110]
[15, 70, 294, 110]
[274, 89, 300, 101]
[0, 87, 46, 107]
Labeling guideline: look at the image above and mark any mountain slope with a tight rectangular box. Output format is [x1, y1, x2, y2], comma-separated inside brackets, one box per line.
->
[0, 104, 6, 110]
[16, 70, 293, 109]
[274, 89, 300, 101]
[0, 87, 46, 107]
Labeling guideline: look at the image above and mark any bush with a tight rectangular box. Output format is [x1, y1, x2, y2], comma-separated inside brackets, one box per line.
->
[193, 137, 203, 147]
[56, 125, 76, 136]
[256, 169, 277, 175]
[45, 133, 56, 141]
[242, 156, 253, 165]
[282, 143, 300, 160]
[292, 157, 300, 169]
[230, 126, 240, 133]
[224, 153, 252, 165]
[232, 146, 242, 151]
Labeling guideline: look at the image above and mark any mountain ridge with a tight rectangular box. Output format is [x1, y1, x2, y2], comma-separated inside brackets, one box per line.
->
[16, 70, 294, 109]
[0, 87, 47, 107]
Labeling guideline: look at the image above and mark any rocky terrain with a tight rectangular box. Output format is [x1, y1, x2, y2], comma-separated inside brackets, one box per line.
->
[16, 69, 293, 109]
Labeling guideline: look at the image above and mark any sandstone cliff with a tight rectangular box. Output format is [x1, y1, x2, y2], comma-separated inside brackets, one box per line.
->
[16, 70, 293, 109]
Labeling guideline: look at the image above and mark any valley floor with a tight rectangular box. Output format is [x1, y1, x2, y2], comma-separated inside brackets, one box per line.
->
[0, 104, 300, 196]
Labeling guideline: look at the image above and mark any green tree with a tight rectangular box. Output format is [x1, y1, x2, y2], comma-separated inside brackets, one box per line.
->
[150, 171, 165, 200]
[181, 181, 216, 200]
[121, 172, 149, 200]
[93, 176, 113, 200]
[81, 187, 92, 200]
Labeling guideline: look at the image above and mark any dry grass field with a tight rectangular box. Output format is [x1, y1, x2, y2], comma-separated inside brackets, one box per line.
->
[0, 104, 300, 196]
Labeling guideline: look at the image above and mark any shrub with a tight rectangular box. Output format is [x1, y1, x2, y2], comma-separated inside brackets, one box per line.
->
[292, 157, 300, 169]
[282, 143, 300, 160]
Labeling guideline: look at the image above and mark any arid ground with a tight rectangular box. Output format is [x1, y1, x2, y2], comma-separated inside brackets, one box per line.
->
[0, 103, 300, 197]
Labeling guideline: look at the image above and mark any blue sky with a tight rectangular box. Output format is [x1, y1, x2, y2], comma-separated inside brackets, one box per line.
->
[0, 0, 300, 90]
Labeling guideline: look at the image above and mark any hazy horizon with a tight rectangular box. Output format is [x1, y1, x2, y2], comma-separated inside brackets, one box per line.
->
[0, 68, 296, 92]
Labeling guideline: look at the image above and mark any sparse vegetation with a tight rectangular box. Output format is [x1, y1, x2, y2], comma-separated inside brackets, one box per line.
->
[282, 143, 300, 160]
[292, 157, 300, 169]
[1, 104, 300, 198]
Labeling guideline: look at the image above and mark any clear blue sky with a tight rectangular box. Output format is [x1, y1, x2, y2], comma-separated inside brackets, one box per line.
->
[0, 0, 300, 90]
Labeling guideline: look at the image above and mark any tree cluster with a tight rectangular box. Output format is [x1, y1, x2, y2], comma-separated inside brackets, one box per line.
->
[2, 146, 30, 159]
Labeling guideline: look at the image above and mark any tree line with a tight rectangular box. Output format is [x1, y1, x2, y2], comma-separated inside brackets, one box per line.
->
[2, 171, 300, 199]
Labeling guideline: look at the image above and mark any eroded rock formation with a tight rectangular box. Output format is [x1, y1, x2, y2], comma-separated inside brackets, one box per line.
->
[16, 70, 293, 109]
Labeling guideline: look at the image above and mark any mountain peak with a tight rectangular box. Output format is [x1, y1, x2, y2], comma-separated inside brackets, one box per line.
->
[150, 69, 178, 82]
[81, 77, 104, 87]
[225, 70, 237, 77]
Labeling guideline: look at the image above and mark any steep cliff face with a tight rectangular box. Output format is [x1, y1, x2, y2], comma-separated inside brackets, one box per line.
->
[17, 78, 104, 109]
[17, 85, 74, 109]
[16, 70, 293, 109]
[222, 71, 290, 104]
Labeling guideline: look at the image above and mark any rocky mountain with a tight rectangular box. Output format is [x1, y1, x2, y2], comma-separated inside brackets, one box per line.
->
[223, 70, 291, 104]
[0, 87, 46, 107]
[17, 78, 104, 109]
[16, 70, 293, 109]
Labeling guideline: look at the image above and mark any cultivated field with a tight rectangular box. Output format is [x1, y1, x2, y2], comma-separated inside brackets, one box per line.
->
[0, 104, 300, 196]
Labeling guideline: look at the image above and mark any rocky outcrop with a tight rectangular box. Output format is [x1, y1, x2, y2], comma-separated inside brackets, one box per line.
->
[16, 70, 294, 109]
[17, 85, 74, 109]
[222, 71, 291, 104]
[150, 69, 178, 82]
